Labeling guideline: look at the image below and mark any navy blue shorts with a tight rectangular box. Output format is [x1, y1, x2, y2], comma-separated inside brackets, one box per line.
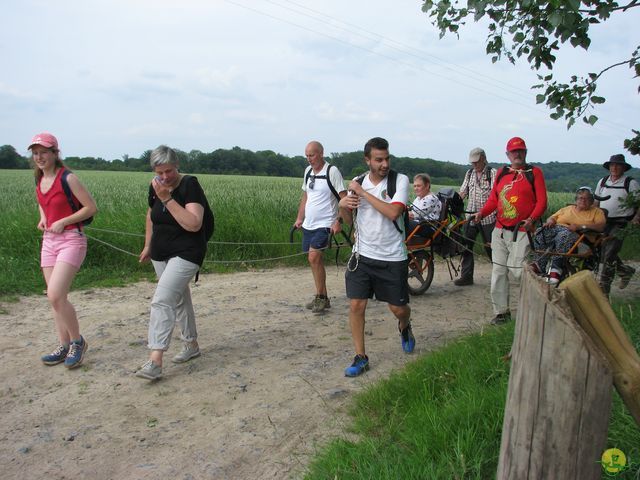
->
[345, 255, 409, 306]
[302, 227, 330, 253]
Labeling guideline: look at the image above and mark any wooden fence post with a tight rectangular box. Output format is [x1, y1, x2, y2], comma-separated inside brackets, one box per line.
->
[497, 268, 612, 480]
[559, 270, 640, 426]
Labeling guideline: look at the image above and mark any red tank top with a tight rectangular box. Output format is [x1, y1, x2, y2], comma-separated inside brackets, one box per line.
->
[36, 168, 81, 230]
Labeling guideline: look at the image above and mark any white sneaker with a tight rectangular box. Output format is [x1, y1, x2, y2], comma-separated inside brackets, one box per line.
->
[135, 360, 162, 380]
[172, 342, 201, 364]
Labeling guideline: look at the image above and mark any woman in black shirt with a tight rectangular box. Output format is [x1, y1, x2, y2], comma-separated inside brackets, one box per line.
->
[136, 145, 207, 380]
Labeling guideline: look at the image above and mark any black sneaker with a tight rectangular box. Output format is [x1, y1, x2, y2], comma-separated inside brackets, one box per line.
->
[453, 277, 473, 286]
[490, 312, 511, 325]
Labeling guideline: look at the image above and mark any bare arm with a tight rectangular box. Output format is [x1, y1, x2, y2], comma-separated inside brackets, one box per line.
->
[139, 208, 153, 263]
[294, 191, 307, 229]
[345, 179, 404, 221]
[37, 205, 46, 231]
[152, 177, 203, 232]
[330, 191, 348, 234]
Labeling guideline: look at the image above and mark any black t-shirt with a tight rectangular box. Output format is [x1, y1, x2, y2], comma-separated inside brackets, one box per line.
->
[148, 175, 208, 266]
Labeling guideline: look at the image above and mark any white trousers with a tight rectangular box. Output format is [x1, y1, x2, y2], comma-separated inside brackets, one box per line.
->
[148, 256, 199, 351]
[490, 228, 531, 315]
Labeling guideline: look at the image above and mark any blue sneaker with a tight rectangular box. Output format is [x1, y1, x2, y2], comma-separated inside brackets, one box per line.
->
[41, 344, 69, 365]
[344, 354, 369, 377]
[400, 323, 415, 353]
[64, 336, 87, 369]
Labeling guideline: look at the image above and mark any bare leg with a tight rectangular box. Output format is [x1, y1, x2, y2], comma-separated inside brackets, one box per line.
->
[389, 304, 411, 330]
[42, 262, 81, 344]
[308, 248, 327, 296]
[349, 299, 368, 356]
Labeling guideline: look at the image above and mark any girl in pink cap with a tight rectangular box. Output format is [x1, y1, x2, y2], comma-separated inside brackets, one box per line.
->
[30, 132, 97, 369]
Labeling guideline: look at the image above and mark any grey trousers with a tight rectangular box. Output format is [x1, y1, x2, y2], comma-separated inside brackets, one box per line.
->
[148, 256, 200, 351]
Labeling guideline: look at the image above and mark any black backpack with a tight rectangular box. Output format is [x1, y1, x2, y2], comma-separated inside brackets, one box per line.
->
[178, 175, 214, 242]
[37, 168, 94, 227]
[355, 169, 410, 236]
[436, 188, 465, 219]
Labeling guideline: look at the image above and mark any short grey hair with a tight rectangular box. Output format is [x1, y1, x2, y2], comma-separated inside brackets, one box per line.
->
[150, 145, 179, 168]
[414, 173, 431, 185]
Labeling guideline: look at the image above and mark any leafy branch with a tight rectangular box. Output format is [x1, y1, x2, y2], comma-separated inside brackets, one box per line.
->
[421, 0, 639, 155]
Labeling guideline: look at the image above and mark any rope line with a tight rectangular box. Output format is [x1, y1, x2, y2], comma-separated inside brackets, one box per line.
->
[84, 232, 331, 265]
[85, 221, 536, 270]
[85, 226, 298, 246]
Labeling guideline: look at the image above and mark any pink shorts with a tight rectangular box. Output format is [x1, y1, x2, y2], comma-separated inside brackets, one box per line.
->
[41, 230, 87, 269]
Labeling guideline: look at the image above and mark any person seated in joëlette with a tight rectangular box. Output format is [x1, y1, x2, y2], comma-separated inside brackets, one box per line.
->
[407, 173, 441, 238]
[531, 186, 606, 285]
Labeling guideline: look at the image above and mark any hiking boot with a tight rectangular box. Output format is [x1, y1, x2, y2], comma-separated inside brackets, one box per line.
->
[64, 337, 87, 369]
[135, 360, 162, 380]
[490, 312, 511, 326]
[305, 296, 318, 309]
[344, 354, 369, 377]
[311, 296, 330, 314]
[172, 342, 201, 364]
[399, 323, 416, 353]
[453, 277, 473, 286]
[619, 266, 635, 289]
[41, 344, 69, 366]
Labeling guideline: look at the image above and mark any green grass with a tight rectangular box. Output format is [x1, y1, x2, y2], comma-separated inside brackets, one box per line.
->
[0, 170, 314, 296]
[1, 169, 637, 297]
[305, 298, 640, 479]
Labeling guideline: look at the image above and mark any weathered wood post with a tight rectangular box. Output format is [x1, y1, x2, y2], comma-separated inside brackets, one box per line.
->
[496, 268, 612, 480]
[560, 270, 640, 426]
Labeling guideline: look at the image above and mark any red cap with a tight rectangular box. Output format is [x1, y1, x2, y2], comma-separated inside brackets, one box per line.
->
[506, 137, 527, 152]
[29, 132, 59, 150]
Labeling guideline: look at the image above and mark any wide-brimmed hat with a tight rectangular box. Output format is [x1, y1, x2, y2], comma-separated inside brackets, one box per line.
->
[29, 132, 59, 150]
[603, 154, 631, 172]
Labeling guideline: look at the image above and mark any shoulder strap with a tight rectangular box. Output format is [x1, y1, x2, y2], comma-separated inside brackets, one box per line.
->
[387, 169, 398, 199]
[60, 169, 78, 213]
[485, 166, 492, 184]
[60, 169, 85, 230]
[325, 164, 340, 202]
[624, 176, 632, 193]
[495, 166, 510, 184]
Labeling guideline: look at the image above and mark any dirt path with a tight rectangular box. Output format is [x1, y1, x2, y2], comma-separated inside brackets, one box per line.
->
[1, 260, 636, 479]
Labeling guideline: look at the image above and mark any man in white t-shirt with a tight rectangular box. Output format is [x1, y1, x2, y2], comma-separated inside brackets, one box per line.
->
[294, 141, 347, 313]
[338, 137, 414, 377]
[594, 153, 639, 294]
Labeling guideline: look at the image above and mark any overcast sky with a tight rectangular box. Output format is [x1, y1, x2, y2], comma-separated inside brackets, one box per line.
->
[1, 0, 638, 167]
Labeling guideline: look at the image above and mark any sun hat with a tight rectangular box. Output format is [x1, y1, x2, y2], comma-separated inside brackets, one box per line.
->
[468, 147, 486, 163]
[28, 132, 59, 150]
[603, 153, 631, 172]
[506, 137, 527, 152]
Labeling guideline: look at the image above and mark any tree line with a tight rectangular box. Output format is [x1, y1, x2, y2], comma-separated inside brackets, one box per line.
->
[0, 144, 635, 192]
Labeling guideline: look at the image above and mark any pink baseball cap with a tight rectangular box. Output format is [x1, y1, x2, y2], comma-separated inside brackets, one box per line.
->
[29, 132, 59, 150]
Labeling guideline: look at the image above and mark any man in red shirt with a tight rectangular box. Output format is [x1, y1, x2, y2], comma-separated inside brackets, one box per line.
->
[475, 137, 547, 324]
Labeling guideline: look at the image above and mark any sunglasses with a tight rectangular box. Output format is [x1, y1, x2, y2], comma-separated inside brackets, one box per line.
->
[308, 175, 316, 190]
